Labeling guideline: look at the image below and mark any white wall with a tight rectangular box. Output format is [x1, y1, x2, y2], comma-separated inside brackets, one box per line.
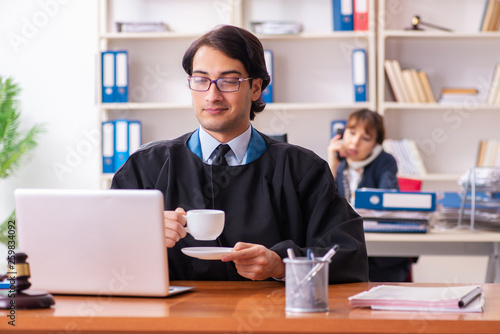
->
[0, 0, 100, 224]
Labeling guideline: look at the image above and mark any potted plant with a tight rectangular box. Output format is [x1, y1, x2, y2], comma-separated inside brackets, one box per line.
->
[0, 76, 45, 246]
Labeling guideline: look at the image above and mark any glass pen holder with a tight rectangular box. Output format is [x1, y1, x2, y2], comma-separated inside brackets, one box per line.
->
[283, 257, 330, 313]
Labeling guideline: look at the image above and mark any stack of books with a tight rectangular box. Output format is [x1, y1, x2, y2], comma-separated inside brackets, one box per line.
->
[384, 60, 435, 103]
[382, 138, 427, 176]
[480, 0, 500, 32]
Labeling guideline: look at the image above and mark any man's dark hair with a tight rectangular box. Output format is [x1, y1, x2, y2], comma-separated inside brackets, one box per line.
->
[182, 25, 271, 120]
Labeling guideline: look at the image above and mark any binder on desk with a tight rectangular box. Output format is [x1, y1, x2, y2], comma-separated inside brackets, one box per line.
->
[352, 49, 367, 102]
[353, 0, 368, 31]
[354, 188, 436, 211]
[262, 50, 273, 103]
[363, 220, 428, 233]
[333, 0, 353, 31]
[101, 121, 115, 173]
[101, 51, 115, 103]
[356, 208, 430, 233]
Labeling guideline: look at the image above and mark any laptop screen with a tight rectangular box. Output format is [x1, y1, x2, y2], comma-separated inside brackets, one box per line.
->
[14, 189, 174, 297]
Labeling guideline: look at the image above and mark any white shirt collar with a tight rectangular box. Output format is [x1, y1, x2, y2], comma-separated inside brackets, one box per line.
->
[199, 125, 252, 165]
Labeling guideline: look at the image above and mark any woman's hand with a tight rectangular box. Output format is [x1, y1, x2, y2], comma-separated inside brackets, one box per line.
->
[327, 134, 345, 177]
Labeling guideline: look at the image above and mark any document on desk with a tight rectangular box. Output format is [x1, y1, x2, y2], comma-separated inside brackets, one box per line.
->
[348, 285, 484, 313]
[356, 208, 430, 233]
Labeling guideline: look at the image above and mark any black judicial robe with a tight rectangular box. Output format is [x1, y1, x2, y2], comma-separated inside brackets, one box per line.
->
[111, 131, 368, 283]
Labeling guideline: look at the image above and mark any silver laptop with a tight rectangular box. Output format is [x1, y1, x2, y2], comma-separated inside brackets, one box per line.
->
[14, 188, 193, 297]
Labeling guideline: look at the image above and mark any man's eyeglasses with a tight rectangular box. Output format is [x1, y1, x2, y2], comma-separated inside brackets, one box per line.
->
[188, 76, 253, 93]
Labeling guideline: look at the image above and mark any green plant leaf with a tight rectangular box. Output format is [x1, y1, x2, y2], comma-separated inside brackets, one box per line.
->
[0, 76, 45, 179]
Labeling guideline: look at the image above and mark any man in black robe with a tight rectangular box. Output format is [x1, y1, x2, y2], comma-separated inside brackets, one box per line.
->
[111, 25, 368, 283]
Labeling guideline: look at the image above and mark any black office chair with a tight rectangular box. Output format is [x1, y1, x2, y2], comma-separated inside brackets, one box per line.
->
[266, 133, 288, 143]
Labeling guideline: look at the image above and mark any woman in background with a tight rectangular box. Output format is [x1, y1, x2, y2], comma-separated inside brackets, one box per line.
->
[327, 108, 411, 282]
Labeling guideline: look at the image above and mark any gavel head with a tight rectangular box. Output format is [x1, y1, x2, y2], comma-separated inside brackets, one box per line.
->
[411, 16, 421, 29]
[7, 252, 32, 292]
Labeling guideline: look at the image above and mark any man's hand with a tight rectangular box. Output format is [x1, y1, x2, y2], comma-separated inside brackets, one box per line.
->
[221, 242, 285, 281]
[163, 208, 187, 248]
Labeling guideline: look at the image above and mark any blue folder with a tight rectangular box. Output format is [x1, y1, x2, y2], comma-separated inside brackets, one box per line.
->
[352, 48, 367, 102]
[333, 0, 354, 31]
[355, 188, 436, 212]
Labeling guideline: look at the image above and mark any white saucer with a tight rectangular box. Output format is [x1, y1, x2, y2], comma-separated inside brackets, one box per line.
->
[181, 247, 234, 260]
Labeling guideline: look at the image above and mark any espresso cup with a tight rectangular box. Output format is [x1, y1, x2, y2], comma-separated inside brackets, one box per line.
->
[185, 209, 225, 241]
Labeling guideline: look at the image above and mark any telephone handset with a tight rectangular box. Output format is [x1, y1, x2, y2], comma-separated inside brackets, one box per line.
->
[335, 127, 345, 161]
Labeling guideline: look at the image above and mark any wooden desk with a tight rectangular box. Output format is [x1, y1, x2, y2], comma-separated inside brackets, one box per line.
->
[1, 281, 499, 334]
[365, 229, 500, 283]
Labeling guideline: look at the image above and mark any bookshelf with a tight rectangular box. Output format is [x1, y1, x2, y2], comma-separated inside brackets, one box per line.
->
[97, 0, 377, 188]
[97, 0, 499, 190]
[377, 0, 500, 189]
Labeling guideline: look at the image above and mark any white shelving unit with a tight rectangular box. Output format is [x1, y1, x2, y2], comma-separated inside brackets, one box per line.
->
[377, 0, 500, 190]
[97, 0, 377, 188]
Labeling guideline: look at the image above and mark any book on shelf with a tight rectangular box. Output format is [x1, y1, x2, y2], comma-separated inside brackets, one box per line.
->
[487, 63, 500, 105]
[115, 22, 169, 33]
[438, 87, 480, 105]
[418, 71, 436, 103]
[401, 70, 420, 103]
[391, 60, 410, 102]
[384, 60, 407, 103]
[383, 138, 427, 176]
[384, 60, 435, 103]
[250, 21, 303, 35]
[476, 139, 500, 167]
[480, 0, 500, 32]
[410, 69, 427, 103]
[348, 285, 484, 313]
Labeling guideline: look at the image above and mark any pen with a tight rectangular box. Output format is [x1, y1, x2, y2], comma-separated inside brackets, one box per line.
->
[458, 286, 482, 308]
[292, 245, 339, 296]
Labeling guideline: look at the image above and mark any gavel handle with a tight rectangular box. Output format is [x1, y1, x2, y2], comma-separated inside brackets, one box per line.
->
[420, 21, 453, 32]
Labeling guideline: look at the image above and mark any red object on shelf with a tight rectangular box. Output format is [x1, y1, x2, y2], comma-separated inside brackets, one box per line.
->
[398, 177, 422, 192]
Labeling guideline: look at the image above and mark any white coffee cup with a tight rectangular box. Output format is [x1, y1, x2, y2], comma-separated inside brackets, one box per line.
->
[185, 209, 225, 241]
